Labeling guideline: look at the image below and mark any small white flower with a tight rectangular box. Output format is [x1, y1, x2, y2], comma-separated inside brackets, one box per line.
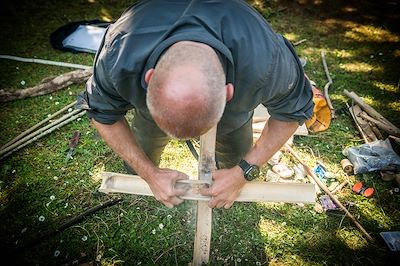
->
[370, 55, 374, 58]
[46, 202, 51, 207]
[55, 102, 60, 105]
[167, 215, 172, 219]
[237, 258, 242, 263]
[136, 207, 140, 210]
[21, 228, 27, 233]
[38, 215, 45, 222]
[16, 66, 19, 70]
[20, 80, 26, 85]
[120, 213, 124, 217]
[64, 203, 68, 208]
[69, 91, 73, 95]
[54, 250, 60, 257]
[152, 229, 156, 234]
[12, 169, 16, 174]
[378, 52, 383, 56]
[47, 166, 51, 169]
[53, 176, 59, 181]
[158, 223, 164, 230]
[81, 235, 88, 241]
[49, 96, 53, 100]
[96, 254, 102, 261]
[50, 195, 55, 201]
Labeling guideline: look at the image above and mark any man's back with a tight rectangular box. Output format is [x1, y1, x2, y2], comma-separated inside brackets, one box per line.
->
[85, 0, 313, 133]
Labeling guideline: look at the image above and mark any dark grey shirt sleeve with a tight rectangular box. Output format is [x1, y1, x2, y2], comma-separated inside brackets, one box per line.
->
[81, 46, 134, 125]
[262, 37, 314, 125]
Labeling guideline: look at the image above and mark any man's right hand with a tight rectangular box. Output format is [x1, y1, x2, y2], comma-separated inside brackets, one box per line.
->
[145, 168, 190, 208]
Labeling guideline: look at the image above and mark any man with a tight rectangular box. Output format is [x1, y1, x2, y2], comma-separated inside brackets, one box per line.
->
[78, 0, 314, 209]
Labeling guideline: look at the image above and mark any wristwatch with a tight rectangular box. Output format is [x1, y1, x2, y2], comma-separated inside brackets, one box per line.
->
[238, 159, 260, 181]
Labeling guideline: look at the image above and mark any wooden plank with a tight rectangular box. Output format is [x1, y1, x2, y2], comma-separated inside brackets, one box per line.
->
[99, 172, 316, 204]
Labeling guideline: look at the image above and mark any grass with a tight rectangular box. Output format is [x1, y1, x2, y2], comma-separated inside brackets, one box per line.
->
[0, 0, 399, 265]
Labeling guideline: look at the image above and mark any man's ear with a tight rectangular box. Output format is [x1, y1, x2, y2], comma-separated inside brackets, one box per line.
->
[145, 68, 155, 84]
[226, 83, 234, 102]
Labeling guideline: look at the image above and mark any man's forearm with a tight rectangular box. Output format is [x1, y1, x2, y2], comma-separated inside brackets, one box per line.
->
[244, 118, 299, 166]
[92, 117, 156, 180]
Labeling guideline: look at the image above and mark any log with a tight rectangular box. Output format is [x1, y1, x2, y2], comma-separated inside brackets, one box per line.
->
[346, 102, 369, 143]
[349, 104, 377, 143]
[359, 112, 400, 137]
[343, 90, 399, 131]
[0, 69, 92, 102]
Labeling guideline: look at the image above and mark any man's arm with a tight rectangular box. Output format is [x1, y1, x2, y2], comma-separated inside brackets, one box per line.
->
[92, 117, 189, 208]
[200, 118, 299, 208]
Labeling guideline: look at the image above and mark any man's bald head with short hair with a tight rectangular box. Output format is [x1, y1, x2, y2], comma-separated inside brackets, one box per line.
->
[146, 41, 231, 139]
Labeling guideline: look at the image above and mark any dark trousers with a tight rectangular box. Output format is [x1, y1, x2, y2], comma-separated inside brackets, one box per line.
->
[125, 109, 253, 173]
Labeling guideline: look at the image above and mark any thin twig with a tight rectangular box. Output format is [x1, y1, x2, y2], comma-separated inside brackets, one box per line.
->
[321, 51, 335, 118]
[12, 198, 122, 253]
[1, 101, 77, 150]
[293, 39, 307, 46]
[0, 54, 91, 70]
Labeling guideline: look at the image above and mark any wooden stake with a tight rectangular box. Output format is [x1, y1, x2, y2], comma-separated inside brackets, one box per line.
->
[192, 126, 217, 265]
[285, 144, 374, 242]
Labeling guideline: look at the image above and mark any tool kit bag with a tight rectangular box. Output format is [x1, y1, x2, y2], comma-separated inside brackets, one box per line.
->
[50, 20, 111, 54]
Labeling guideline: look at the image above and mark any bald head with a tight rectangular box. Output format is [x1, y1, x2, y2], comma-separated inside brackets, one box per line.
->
[146, 41, 227, 139]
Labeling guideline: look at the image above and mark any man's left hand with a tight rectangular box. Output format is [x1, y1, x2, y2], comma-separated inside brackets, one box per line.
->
[200, 166, 246, 209]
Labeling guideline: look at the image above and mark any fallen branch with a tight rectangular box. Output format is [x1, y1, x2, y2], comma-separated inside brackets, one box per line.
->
[285, 144, 374, 242]
[321, 51, 335, 118]
[0, 69, 92, 102]
[293, 39, 307, 46]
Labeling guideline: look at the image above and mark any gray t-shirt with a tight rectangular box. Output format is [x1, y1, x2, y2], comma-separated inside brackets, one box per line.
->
[79, 0, 314, 135]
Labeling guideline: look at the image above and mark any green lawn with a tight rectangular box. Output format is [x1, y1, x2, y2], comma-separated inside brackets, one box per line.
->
[0, 0, 399, 265]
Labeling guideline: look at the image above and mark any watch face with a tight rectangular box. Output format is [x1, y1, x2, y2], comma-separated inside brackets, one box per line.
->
[245, 165, 260, 181]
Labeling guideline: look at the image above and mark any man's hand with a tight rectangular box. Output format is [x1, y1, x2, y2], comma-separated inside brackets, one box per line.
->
[200, 166, 246, 209]
[146, 168, 190, 208]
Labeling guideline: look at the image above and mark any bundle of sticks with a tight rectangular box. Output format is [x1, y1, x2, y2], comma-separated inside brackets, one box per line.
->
[344, 89, 400, 142]
[0, 101, 85, 160]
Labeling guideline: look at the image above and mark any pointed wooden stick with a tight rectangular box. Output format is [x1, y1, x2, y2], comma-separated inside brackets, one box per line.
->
[285, 144, 374, 242]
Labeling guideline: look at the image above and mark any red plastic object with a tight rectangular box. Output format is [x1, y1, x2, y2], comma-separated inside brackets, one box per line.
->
[352, 182, 374, 198]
